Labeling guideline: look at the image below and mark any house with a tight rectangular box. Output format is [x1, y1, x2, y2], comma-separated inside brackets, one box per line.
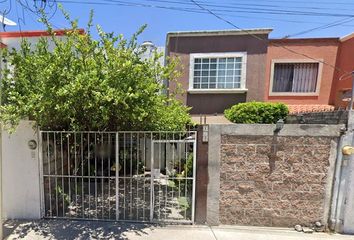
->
[165, 29, 354, 116]
[264, 37, 340, 113]
[166, 29, 272, 115]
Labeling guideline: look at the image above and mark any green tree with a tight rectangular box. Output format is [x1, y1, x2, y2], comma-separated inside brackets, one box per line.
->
[0, 8, 191, 132]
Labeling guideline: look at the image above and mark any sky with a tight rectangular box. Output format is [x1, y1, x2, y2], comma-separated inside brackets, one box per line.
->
[1, 0, 354, 46]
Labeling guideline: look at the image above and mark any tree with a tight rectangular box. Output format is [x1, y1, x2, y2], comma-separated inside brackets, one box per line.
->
[0, 8, 191, 132]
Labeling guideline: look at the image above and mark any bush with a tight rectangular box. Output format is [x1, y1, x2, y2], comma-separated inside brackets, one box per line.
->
[224, 102, 289, 124]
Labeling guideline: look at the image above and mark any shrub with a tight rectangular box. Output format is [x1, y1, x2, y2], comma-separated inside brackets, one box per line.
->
[224, 102, 289, 124]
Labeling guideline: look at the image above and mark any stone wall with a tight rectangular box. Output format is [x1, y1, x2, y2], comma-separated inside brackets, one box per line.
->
[286, 111, 348, 125]
[206, 124, 342, 227]
[219, 135, 335, 227]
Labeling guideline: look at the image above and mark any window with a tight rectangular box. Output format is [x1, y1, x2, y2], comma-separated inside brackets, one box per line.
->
[189, 52, 247, 92]
[271, 62, 320, 94]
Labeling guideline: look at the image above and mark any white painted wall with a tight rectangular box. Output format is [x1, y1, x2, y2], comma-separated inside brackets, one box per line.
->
[2, 120, 41, 219]
[1, 35, 67, 51]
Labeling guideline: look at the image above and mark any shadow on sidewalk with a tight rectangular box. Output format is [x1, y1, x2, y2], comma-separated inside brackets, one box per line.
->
[3, 219, 157, 239]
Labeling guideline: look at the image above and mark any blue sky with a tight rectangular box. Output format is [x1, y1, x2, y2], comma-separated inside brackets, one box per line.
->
[2, 0, 354, 45]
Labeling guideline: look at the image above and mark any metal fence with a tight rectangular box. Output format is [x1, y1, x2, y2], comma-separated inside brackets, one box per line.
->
[39, 131, 196, 223]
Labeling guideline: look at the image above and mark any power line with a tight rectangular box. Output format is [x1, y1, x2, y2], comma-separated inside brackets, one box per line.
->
[189, 0, 350, 75]
[53, 0, 354, 35]
[34, 0, 354, 31]
[285, 16, 354, 38]
[109, 0, 354, 13]
[55, 0, 354, 18]
[4, 0, 354, 31]
[197, 0, 354, 7]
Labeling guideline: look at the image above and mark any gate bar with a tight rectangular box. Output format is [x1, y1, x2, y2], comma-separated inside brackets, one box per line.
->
[149, 133, 154, 222]
[115, 132, 119, 221]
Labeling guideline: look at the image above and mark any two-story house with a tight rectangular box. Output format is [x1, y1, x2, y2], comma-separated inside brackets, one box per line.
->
[166, 28, 354, 116]
[166, 29, 272, 115]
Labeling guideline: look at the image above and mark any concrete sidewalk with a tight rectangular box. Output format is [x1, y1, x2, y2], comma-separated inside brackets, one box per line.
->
[3, 220, 354, 240]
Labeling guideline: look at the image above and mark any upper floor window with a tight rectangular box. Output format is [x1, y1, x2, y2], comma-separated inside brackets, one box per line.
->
[270, 61, 322, 95]
[189, 52, 247, 92]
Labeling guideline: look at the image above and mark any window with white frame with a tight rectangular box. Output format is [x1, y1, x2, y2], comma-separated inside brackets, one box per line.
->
[190, 53, 247, 90]
[271, 62, 320, 94]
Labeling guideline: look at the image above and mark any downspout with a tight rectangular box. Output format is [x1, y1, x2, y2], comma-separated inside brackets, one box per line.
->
[329, 128, 348, 231]
[329, 72, 354, 232]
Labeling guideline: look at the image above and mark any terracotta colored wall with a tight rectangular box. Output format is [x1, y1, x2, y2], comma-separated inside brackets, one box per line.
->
[167, 34, 269, 114]
[264, 39, 339, 105]
[332, 37, 354, 107]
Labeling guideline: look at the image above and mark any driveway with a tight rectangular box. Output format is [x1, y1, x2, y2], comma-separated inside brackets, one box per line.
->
[3, 220, 354, 240]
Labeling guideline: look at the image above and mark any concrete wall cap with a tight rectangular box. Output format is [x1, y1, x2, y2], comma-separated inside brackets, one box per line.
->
[209, 123, 345, 137]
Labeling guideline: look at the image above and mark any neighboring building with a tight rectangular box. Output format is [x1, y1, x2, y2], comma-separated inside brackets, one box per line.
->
[166, 29, 272, 114]
[332, 33, 354, 108]
[166, 29, 354, 115]
[0, 29, 84, 51]
[140, 40, 165, 65]
[264, 37, 340, 113]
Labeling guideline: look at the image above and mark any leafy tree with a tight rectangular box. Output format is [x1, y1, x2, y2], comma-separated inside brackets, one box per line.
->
[0, 8, 191, 132]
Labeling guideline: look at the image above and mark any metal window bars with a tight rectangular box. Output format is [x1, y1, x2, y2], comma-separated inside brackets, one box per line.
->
[39, 131, 197, 224]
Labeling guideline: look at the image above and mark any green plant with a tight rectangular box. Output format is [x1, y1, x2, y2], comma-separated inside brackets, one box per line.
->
[0, 7, 191, 132]
[183, 153, 193, 178]
[55, 185, 70, 206]
[177, 196, 189, 211]
[224, 102, 289, 124]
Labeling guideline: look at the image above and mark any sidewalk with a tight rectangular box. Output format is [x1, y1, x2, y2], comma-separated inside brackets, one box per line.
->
[3, 220, 354, 240]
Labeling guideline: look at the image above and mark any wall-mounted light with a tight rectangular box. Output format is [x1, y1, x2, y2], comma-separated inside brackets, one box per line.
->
[28, 140, 37, 150]
[275, 119, 284, 132]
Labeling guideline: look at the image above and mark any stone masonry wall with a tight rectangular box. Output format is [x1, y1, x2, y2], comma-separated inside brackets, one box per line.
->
[286, 111, 348, 125]
[219, 135, 336, 227]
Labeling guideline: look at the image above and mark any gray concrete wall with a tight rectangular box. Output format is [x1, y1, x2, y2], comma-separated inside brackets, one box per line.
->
[2, 120, 41, 219]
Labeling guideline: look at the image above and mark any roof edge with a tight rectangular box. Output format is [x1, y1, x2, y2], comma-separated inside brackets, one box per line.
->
[340, 32, 354, 42]
[270, 37, 339, 43]
[167, 28, 273, 38]
[0, 29, 85, 38]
